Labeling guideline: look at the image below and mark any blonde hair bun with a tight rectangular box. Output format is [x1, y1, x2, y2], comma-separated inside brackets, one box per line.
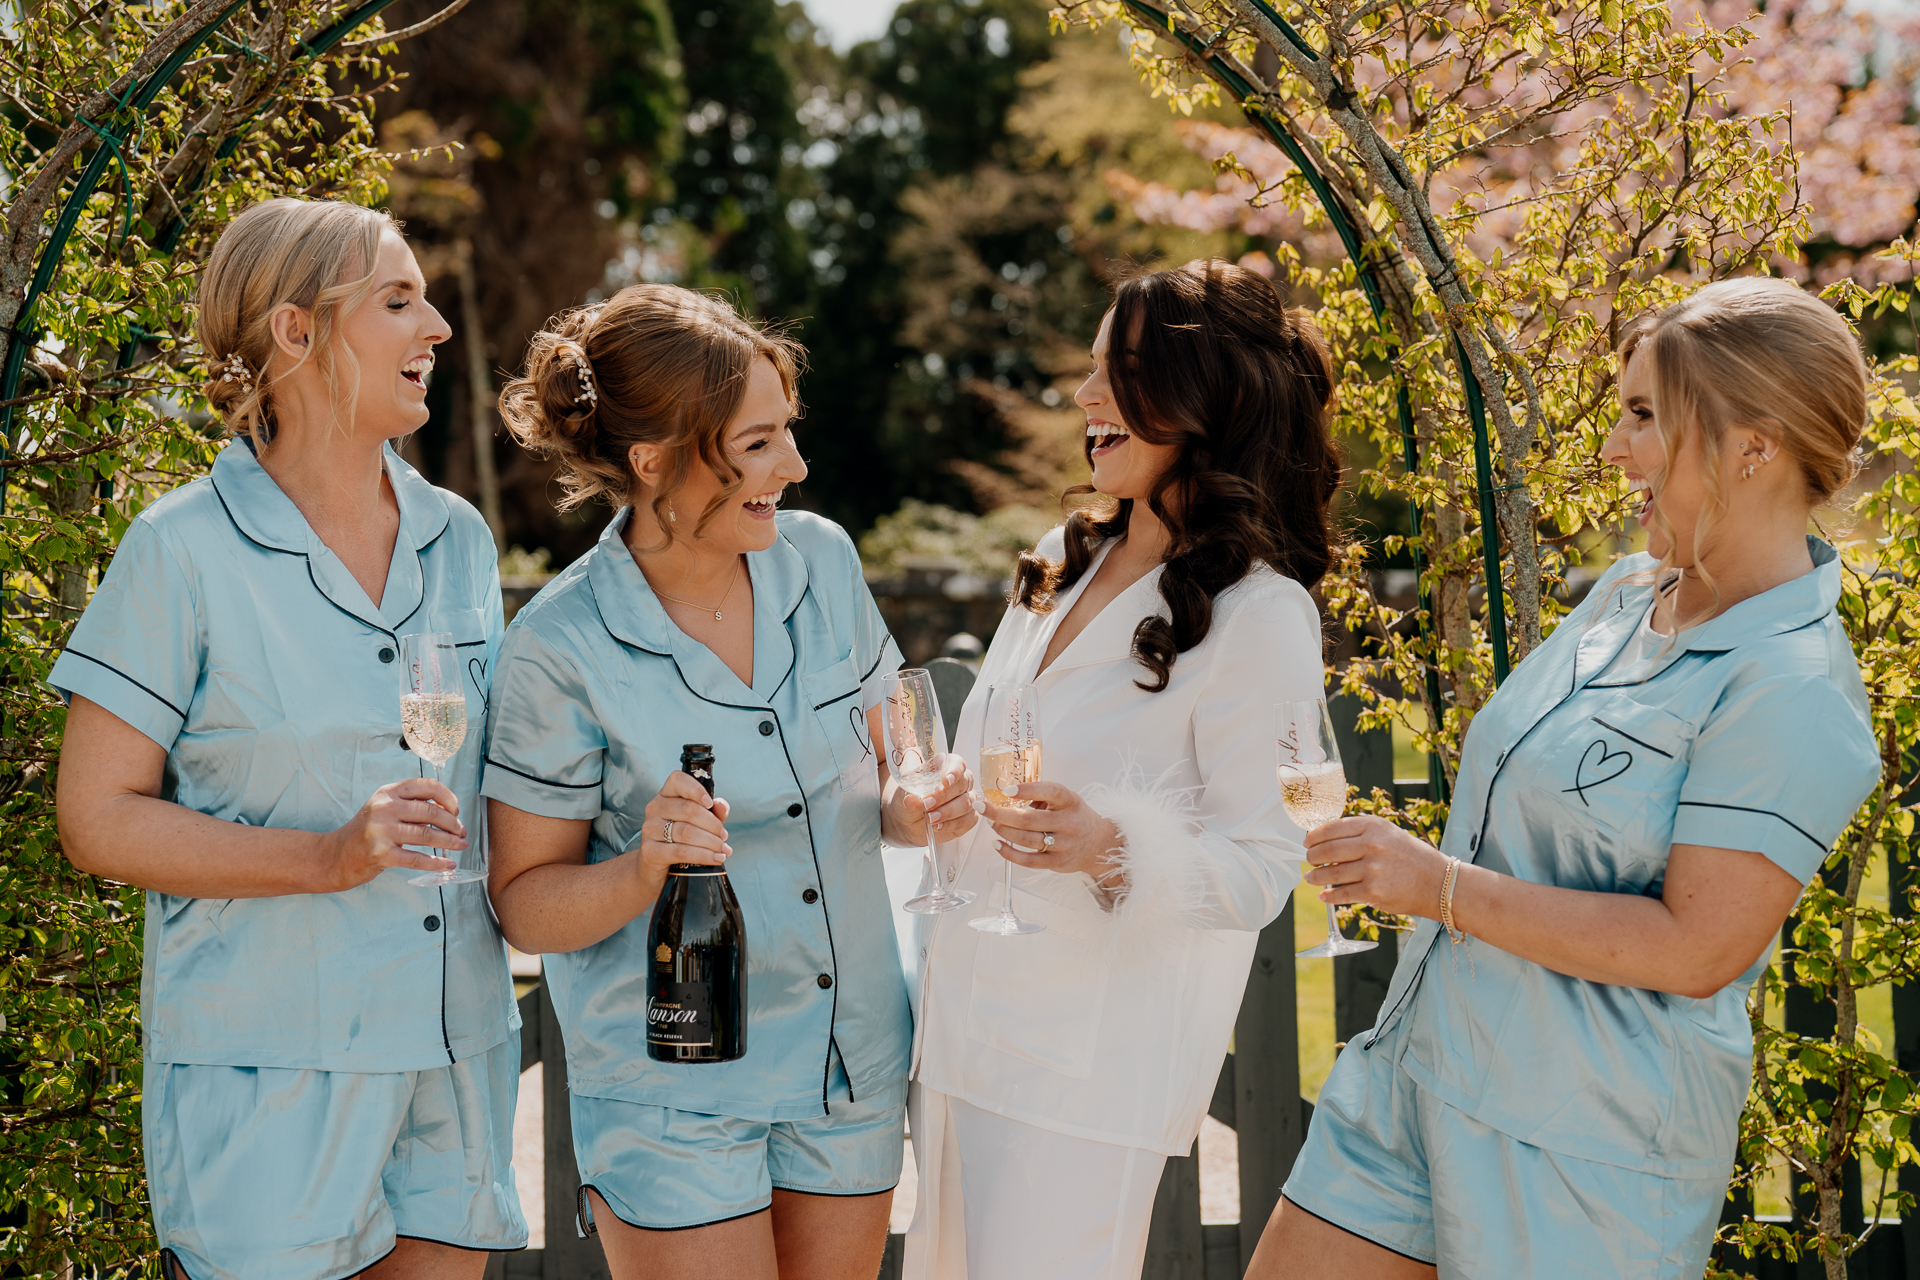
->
[196, 197, 396, 449]
[1619, 275, 1869, 508]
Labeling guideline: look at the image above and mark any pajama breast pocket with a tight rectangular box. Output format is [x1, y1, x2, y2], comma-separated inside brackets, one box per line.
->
[1531, 692, 1697, 843]
[803, 655, 878, 797]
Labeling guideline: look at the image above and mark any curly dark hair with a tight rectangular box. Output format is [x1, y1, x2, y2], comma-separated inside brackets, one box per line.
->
[1011, 259, 1340, 692]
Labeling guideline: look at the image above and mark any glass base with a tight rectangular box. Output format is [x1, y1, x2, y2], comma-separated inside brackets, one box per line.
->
[904, 889, 977, 914]
[968, 912, 1046, 935]
[409, 867, 489, 887]
[1297, 936, 1379, 958]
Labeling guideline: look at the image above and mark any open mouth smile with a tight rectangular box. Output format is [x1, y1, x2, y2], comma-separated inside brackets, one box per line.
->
[1628, 478, 1652, 521]
[744, 489, 784, 519]
[401, 354, 434, 388]
[1087, 420, 1131, 457]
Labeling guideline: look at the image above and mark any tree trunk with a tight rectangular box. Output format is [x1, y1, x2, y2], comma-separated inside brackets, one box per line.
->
[455, 236, 503, 548]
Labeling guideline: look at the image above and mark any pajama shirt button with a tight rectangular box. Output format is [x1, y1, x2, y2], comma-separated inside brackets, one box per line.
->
[788, 803, 803, 817]
[802, 889, 819, 904]
[378, 647, 395, 663]
[759, 721, 775, 736]
[817, 973, 833, 989]
[424, 915, 441, 931]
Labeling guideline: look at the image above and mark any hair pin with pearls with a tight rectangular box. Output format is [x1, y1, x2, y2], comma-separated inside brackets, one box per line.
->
[219, 352, 255, 394]
[574, 354, 598, 407]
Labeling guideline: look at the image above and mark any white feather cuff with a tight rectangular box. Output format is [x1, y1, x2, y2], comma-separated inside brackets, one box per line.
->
[1083, 777, 1213, 944]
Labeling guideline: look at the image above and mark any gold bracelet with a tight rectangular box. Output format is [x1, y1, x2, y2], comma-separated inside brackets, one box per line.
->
[1439, 856, 1466, 943]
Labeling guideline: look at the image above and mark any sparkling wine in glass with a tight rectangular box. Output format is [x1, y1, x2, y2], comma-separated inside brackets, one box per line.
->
[970, 683, 1046, 936]
[883, 669, 976, 914]
[1280, 697, 1376, 958]
[400, 630, 484, 887]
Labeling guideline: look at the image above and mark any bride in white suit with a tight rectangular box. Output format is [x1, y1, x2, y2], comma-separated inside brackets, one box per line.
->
[904, 259, 1343, 1280]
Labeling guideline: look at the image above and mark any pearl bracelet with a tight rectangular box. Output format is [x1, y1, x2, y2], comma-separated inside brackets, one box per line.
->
[1439, 856, 1466, 943]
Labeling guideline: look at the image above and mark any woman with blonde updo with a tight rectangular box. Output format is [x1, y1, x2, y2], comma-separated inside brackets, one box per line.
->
[53, 197, 524, 1279]
[1255, 277, 1881, 1279]
[483, 284, 975, 1280]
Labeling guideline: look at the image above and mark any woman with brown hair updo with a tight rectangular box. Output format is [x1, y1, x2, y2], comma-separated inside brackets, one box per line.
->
[481, 284, 976, 1279]
[903, 259, 1337, 1280]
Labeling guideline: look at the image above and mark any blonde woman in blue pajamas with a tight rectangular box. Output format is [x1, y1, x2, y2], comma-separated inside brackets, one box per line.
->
[54, 200, 523, 1279]
[1251, 278, 1881, 1280]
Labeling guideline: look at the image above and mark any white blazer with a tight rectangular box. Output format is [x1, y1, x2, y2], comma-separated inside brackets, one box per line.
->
[911, 527, 1321, 1156]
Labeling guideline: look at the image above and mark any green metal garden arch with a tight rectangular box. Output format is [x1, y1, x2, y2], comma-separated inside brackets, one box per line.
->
[0, 0, 409, 509]
[1119, 0, 1519, 799]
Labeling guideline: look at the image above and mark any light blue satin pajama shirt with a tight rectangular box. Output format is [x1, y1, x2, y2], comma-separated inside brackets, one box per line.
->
[49, 441, 525, 1280]
[1287, 539, 1880, 1278]
[482, 508, 910, 1229]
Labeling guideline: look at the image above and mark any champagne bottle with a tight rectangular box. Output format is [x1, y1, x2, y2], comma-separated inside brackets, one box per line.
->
[646, 744, 747, 1063]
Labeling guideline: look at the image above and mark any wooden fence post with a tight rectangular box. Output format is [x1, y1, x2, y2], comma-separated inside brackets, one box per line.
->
[1893, 852, 1920, 1280]
[1329, 693, 1399, 1044]
[537, 985, 610, 1280]
[1143, 1142, 1206, 1279]
[1233, 906, 1305, 1271]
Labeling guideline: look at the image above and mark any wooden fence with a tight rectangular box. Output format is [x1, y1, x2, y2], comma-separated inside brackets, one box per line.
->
[483, 665, 1920, 1280]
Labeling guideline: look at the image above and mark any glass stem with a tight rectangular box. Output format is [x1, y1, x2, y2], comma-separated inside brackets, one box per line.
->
[923, 827, 941, 901]
[1325, 901, 1342, 944]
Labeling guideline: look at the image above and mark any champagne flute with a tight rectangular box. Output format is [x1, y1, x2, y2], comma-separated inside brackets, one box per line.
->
[399, 630, 484, 887]
[969, 683, 1047, 936]
[883, 669, 976, 914]
[1280, 698, 1376, 958]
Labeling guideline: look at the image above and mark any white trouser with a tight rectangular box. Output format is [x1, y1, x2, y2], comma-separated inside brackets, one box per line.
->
[904, 1085, 1167, 1280]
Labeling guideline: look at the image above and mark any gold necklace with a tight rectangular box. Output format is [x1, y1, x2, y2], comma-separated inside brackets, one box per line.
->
[649, 556, 743, 621]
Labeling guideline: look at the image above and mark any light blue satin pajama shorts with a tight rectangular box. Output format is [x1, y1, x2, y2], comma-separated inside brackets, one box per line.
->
[146, 1034, 526, 1280]
[574, 1049, 904, 1232]
[1283, 1029, 1727, 1279]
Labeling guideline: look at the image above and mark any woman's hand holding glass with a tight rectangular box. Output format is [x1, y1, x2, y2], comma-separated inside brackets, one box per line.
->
[316, 778, 466, 892]
[983, 782, 1123, 883]
[888, 758, 977, 845]
[625, 769, 733, 905]
[1300, 816, 1452, 922]
[882, 669, 978, 913]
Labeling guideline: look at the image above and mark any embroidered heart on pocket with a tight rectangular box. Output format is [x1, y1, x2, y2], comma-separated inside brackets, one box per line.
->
[848, 704, 873, 761]
[1563, 739, 1632, 806]
[468, 656, 489, 715]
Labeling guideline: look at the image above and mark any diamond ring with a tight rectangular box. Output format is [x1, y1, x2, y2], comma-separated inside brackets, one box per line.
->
[1041, 832, 1056, 850]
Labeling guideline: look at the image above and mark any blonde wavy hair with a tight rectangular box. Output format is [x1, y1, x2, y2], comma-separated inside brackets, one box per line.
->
[1616, 276, 1868, 623]
[196, 197, 395, 450]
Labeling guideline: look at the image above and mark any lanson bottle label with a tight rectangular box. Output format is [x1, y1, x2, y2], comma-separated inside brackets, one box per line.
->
[647, 981, 714, 1047]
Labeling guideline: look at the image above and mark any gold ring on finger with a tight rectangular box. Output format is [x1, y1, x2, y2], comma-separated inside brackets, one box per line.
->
[1041, 832, 1055, 850]
[663, 819, 676, 844]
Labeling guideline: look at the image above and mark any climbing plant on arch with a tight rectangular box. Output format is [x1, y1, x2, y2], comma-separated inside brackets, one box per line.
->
[0, 2, 458, 1272]
[1065, 1, 1920, 1275]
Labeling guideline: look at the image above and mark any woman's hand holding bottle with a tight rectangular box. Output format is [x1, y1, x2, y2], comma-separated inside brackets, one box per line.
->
[629, 770, 733, 903]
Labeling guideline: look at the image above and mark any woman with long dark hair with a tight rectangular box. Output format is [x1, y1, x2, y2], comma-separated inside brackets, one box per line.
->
[903, 259, 1341, 1280]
